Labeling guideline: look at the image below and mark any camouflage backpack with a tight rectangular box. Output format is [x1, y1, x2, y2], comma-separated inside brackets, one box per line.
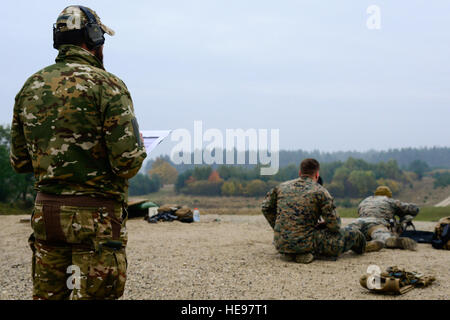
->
[175, 207, 194, 223]
[155, 204, 194, 223]
[157, 204, 182, 213]
[432, 216, 450, 250]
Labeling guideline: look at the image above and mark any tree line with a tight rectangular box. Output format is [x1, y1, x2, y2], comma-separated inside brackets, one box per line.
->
[434, 172, 450, 189]
[168, 157, 436, 198]
[145, 147, 450, 174]
[0, 126, 35, 207]
[1, 122, 447, 202]
[277, 148, 450, 169]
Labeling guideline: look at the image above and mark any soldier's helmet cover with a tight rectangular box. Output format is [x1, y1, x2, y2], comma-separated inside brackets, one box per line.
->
[55, 6, 115, 36]
[374, 186, 393, 198]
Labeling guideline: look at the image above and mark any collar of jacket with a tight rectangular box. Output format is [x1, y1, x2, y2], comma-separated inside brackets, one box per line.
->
[299, 175, 315, 183]
[55, 45, 105, 70]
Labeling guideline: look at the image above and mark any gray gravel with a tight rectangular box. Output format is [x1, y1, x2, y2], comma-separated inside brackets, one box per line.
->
[0, 215, 448, 300]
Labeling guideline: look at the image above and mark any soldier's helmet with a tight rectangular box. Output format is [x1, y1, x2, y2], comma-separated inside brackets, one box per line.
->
[55, 6, 115, 35]
[374, 186, 393, 198]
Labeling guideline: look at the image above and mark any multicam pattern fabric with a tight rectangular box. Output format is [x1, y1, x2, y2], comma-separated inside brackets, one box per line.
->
[55, 6, 115, 36]
[29, 199, 127, 300]
[10, 45, 147, 203]
[262, 176, 365, 257]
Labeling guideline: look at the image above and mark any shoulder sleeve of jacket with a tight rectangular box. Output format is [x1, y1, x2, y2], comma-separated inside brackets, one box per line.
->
[391, 199, 419, 218]
[261, 186, 278, 229]
[102, 75, 147, 179]
[10, 88, 33, 173]
[317, 187, 341, 232]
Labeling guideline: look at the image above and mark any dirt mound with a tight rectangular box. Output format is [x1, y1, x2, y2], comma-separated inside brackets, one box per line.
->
[435, 196, 450, 207]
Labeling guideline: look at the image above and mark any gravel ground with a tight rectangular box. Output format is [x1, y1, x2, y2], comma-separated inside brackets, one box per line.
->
[0, 215, 449, 300]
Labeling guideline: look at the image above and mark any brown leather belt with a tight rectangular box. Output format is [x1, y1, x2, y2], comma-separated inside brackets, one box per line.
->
[35, 192, 121, 242]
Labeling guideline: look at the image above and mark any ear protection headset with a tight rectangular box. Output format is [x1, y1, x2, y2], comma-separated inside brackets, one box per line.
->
[53, 6, 105, 49]
[78, 6, 105, 49]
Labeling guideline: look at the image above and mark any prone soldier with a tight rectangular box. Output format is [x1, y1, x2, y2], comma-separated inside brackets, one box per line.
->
[345, 186, 419, 252]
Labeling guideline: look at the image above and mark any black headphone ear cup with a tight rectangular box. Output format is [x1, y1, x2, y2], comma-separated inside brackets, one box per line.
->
[83, 26, 93, 48]
[53, 26, 57, 49]
[78, 6, 105, 49]
[84, 23, 105, 49]
[53, 25, 62, 49]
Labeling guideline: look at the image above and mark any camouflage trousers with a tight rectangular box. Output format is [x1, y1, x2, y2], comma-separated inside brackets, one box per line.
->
[313, 228, 365, 257]
[344, 217, 393, 243]
[29, 193, 128, 300]
[275, 228, 365, 257]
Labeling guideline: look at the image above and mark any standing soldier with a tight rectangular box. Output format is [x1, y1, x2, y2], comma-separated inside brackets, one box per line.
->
[345, 186, 419, 252]
[10, 6, 147, 299]
[262, 159, 366, 264]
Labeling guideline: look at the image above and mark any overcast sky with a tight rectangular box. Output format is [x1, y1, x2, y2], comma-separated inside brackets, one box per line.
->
[1, 1, 449, 158]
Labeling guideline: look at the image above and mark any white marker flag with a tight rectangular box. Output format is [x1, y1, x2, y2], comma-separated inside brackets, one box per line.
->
[140, 130, 172, 154]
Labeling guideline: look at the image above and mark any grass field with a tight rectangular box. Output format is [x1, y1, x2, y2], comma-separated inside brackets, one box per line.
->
[1, 187, 448, 222]
[134, 186, 449, 222]
[337, 206, 449, 221]
[0, 202, 32, 216]
[136, 187, 263, 215]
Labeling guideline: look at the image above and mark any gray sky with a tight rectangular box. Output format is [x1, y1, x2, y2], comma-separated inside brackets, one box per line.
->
[1, 0, 450, 158]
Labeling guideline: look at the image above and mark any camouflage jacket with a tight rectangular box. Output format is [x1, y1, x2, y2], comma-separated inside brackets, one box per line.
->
[358, 196, 419, 221]
[10, 45, 147, 203]
[262, 176, 341, 253]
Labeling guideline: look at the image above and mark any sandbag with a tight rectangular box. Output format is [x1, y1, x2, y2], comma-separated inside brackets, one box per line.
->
[157, 204, 181, 214]
[175, 207, 194, 223]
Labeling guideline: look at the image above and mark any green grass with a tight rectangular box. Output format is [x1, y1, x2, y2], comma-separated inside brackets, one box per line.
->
[130, 188, 263, 214]
[0, 202, 32, 215]
[336, 207, 358, 218]
[414, 207, 449, 221]
[337, 206, 449, 222]
[2, 192, 448, 222]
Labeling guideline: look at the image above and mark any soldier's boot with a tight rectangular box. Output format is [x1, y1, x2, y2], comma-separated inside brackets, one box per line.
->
[385, 237, 417, 250]
[294, 253, 314, 264]
[280, 253, 296, 262]
[314, 255, 337, 261]
[350, 231, 366, 254]
[365, 240, 385, 253]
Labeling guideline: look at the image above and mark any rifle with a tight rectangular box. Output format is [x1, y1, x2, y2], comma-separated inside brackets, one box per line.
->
[389, 215, 416, 235]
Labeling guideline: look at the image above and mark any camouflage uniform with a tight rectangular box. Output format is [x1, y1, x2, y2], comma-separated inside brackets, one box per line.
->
[10, 7, 146, 299]
[345, 196, 419, 243]
[29, 194, 128, 300]
[262, 177, 365, 258]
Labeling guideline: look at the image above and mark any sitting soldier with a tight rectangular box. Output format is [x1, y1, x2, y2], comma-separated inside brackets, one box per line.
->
[262, 158, 366, 264]
[345, 186, 419, 252]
